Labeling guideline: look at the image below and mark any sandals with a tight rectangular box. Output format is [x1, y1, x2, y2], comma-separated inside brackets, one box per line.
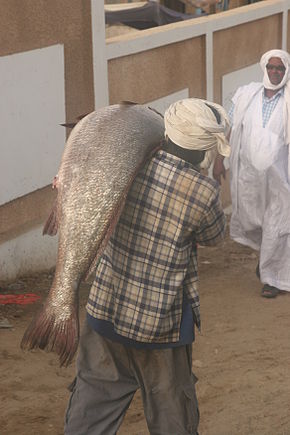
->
[257, 263, 280, 298]
[261, 284, 279, 298]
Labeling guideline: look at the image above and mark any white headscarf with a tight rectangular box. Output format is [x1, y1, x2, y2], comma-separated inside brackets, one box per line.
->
[260, 49, 290, 90]
[260, 49, 290, 148]
[164, 98, 230, 168]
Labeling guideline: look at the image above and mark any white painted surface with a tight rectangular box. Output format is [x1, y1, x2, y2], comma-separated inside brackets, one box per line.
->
[0, 45, 66, 205]
[206, 31, 213, 101]
[222, 63, 262, 171]
[3, 0, 290, 279]
[105, 2, 146, 11]
[147, 89, 189, 115]
[282, 8, 288, 50]
[222, 63, 262, 112]
[91, 0, 109, 109]
[0, 227, 58, 281]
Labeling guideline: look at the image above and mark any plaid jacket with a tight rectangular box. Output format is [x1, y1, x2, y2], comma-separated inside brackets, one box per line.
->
[87, 150, 225, 343]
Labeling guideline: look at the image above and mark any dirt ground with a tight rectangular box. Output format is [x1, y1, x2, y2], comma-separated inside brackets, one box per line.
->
[1, 224, 290, 435]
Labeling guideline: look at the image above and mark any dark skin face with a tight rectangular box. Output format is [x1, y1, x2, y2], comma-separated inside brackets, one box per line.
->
[265, 57, 286, 97]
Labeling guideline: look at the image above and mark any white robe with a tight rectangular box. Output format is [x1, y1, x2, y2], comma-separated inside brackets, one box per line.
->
[230, 82, 290, 291]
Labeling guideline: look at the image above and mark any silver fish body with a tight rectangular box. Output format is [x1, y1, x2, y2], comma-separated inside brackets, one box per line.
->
[21, 103, 164, 366]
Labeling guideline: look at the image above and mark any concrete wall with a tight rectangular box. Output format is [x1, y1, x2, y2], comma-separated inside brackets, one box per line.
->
[1, 0, 95, 121]
[105, 1, 288, 106]
[2, 0, 290, 280]
[108, 36, 206, 104]
[0, 0, 95, 280]
[104, 0, 289, 213]
[213, 14, 283, 102]
[1, 45, 66, 206]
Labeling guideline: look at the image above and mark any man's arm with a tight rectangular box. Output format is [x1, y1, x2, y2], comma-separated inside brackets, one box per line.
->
[195, 190, 226, 246]
[212, 154, 226, 184]
[212, 101, 234, 184]
[52, 175, 59, 189]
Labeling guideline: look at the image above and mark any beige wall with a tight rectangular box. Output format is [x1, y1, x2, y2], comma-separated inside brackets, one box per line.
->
[213, 14, 283, 103]
[288, 10, 290, 50]
[107, 12, 284, 208]
[108, 36, 206, 104]
[1, 1, 289, 277]
[107, 11, 285, 208]
[0, 187, 56, 245]
[0, 0, 95, 244]
[0, 0, 95, 122]
[108, 12, 284, 107]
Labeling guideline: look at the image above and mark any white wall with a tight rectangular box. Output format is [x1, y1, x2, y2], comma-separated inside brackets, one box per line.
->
[2, 0, 290, 280]
[0, 44, 66, 205]
[91, 0, 109, 109]
[0, 227, 58, 281]
[0, 44, 65, 281]
[222, 63, 263, 112]
[147, 88, 189, 115]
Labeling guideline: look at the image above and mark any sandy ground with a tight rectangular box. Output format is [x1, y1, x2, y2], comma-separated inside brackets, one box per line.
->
[1, 225, 290, 435]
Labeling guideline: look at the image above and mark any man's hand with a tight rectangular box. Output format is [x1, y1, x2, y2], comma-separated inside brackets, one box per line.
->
[213, 155, 226, 185]
[52, 175, 59, 189]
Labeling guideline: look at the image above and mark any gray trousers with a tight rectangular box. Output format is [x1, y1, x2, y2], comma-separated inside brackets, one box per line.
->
[65, 321, 199, 435]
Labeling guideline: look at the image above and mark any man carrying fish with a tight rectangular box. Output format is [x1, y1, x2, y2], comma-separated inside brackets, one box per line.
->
[64, 98, 230, 435]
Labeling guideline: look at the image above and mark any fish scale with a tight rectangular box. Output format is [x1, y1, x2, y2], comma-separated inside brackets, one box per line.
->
[21, 103, 164, 366]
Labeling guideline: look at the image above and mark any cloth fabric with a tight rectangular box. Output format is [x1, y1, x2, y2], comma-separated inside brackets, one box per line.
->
[261, 89, 283, 127]
[228, 88, 283, 128]
[64, 320, 199, 435]
[260, 49, 290, 154]
[87, 150, 226, 342]
[164, 98, 231, 169]
[87, 290, 194, 349]
[230, 82, 290, 291]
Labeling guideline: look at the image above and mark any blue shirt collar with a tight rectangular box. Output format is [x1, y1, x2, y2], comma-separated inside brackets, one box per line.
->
[263, 87, 284, 101]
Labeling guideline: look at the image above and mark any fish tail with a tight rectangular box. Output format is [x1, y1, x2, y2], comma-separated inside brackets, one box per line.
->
[20, 305, 79, 367]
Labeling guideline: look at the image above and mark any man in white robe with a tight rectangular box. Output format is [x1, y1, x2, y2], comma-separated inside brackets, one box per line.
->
[229, 49, 290, 298]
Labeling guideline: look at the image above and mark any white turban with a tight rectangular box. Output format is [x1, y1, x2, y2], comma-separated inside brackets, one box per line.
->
[164, 98, 230, 168]
[260, 49, 290, 90]
[260, 49, 290, 179]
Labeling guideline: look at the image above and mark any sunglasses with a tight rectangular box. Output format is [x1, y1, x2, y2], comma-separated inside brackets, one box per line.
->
[266, 64, 286, 72]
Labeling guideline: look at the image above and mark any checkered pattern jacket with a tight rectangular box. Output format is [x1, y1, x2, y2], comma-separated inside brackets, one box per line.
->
[87, 150, 225, 343]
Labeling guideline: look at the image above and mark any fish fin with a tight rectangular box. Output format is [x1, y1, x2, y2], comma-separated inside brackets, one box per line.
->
[76, 113, 89, 121]
[148, 106, 164, 119]
[120, 100, 139, 106]
[43, 200, 58, 236]
[21, 303, 79, 367]
[60, 113, 90, 129]
[60, 122, 77, 128]
[120, 101, 163, 118]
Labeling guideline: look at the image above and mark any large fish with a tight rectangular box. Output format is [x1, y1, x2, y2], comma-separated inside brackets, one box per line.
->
[21, 103, 164, 366]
